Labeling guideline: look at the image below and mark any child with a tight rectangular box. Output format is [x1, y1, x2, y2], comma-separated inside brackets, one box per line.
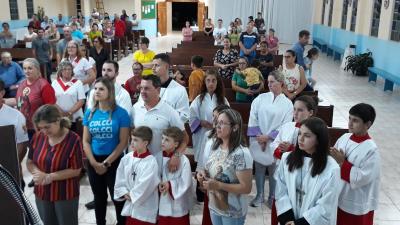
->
[158, 127, 193, 225]
[303, 47, 319, 88]
[330, 103, 380, 225]
[114, 126, 160, 225]
[242, 67, 263, 93]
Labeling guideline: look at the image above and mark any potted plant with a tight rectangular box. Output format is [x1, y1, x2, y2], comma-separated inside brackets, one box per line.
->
[344, 51, 374, 76]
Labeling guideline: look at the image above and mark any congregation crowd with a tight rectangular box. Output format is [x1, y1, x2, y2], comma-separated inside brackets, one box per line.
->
[0, 8, 380, 225]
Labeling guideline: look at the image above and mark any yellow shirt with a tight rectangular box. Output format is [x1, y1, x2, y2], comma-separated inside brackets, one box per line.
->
[133, 50, 156, 76]
[189, 69, 205, 102]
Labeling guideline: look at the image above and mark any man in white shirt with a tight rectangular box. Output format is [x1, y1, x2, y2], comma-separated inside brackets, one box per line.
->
[213, 19, 227, 45]
[23, 25, 37, 48]
[86, 60, 132, 115]
[0, 79, 29, 188]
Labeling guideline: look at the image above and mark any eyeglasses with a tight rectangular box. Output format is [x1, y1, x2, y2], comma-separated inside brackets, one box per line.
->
[216, 121, 231, 127]
[67, 46, 77, 49]
[238, 62, 247, 65]
[93, 40, 99, 43]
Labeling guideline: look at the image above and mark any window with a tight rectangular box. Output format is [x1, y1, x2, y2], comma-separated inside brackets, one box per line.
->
[350, 0, 358, 31]
[76, 0, 81, 15]
[341, 0, 349, 29]
[321, 0, 327, 24]
[328, 0, 334, 26]
[391, 0, 400, 41]
[26, 0, 34, 19]
[9, 0, 19, 20]
[371, 0, 382, 37]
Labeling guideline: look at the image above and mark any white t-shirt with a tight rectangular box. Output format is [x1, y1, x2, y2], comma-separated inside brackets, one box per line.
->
[62, 57, 93, 93]
[0, 104, 29, 144]
[24, 32, 37, 48]
[213, 27, 227, 38]
[52, 78, 86, 122]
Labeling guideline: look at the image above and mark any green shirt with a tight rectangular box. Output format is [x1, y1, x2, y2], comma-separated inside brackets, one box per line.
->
[232, 71, 250, 102]
[229, 33, 240, 46]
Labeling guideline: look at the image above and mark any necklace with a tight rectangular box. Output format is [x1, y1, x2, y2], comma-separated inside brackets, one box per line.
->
[131, 155, 145, 181]
[296, 159, 311, 208]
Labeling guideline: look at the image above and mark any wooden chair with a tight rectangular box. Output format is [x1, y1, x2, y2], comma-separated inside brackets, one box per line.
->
[230, 102, 251, 124]
[273, 54, 283, 68]
[316, 105, 334, 127]
[328, 127, 348, 146]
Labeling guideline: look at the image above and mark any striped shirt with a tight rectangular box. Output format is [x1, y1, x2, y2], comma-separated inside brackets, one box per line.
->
[28, 130, 83, 201]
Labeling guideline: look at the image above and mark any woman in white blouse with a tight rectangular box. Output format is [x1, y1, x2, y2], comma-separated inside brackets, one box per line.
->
[52, 61, 86, 132]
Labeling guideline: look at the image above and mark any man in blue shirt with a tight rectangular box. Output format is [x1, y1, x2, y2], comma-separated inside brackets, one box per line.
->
[239, 23, 258, 63]
[0, 52, 25, 97]
[292, 30, 310, 69]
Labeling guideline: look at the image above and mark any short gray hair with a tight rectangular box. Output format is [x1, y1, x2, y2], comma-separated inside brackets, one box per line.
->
[23, 58, 40, 71]
[269, 70, 285, 83]
[1, 51, 11, 58]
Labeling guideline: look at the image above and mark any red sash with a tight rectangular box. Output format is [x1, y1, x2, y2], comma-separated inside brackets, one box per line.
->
[57, 78, 77, 91]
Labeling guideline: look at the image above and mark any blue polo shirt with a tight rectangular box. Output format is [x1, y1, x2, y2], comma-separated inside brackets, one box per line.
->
[292, 42, 305, 68]
[0, 61, 25, 88]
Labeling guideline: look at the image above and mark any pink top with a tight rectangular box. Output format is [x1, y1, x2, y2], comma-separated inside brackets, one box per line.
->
[182, 27, 193, 42]
[266, 35, 279, 55]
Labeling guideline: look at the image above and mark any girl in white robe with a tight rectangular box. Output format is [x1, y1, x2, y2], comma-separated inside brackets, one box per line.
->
[247, 70, 293, 207]
[114, 126, 160, 225]
[190, 70, 229, 163]
[275, 117, 340, 225]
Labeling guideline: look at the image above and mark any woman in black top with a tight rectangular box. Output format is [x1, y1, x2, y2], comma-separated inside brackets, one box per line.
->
[89, 36, 110, 78]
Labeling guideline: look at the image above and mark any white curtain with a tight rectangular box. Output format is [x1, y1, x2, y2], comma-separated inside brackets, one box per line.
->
[263, 0, 314, 44]
[214, 0, 263, 28]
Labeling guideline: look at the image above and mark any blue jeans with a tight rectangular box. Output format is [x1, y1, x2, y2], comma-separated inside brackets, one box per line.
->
[210, 210, 246, 225]
[254, 161, 276, 201]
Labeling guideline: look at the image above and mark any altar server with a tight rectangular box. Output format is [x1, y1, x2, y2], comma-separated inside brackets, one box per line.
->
[114, 126, 160, 225]
[158, 127, 193, 225]
[330, 103, 380, 225]
[247, 70, 293, 207]
[275, 117, 340, 225]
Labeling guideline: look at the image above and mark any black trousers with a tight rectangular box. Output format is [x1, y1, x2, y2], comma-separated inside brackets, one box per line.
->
[87, 155, 125, 225]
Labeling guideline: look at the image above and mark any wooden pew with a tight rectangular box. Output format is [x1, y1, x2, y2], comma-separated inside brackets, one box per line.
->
[316, 105, 334, 127]
[328, 127, 348, 146]
[225, 88, 236, 102]
[230, 102, 251, 124]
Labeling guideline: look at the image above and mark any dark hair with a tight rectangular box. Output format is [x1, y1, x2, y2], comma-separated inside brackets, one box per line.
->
[2, 22, 9, 28]
[140, 36, 150, 46]
[133, 61, 144, 70]
[163, 126, 184, 146]
[104, 60, 119, 73]
[248, 16, 254, 20]
[299, 29, 310, 38]
[259, 41, 268, 47]
[154, 53, 171, 65]
[80, 44, 90, 59]
[92, 23, 99, 28]
[212, 109, 246, 153]
[142, 74, 162, 88]
[287, 117, 329, 177]
[33, 104, 71, 129]
[218, 19, 223, 22]
[94, 36, 105, 46]
[191, 55, 203, 68]
[131, 126, 153, 144]
[37, 27, 45, 32]
[294, 95, 317, 115]
[306, 47, 319, 58]
[28, 25, 34, 29]
[208, 105, 230, 139]
[349, 103, 376, 125]
[200, 69, 226, 106]
[286, 49, 297, 63]
[251, 59, 260, 68]
[269, 28, 275, 33]
[0, 79, 5, 91]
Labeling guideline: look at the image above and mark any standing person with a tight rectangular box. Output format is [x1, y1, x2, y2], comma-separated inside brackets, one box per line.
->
[182, 21, 193, 42]
[151, 53, 190, 123]
[213, 37, 239, 80]
[281, 50, 310, 100]
[198, 109, 253, 225]
[62, 40, 96, 94]
[114, 126, 160, 225]
[247, 70, 293, 208]
[120, 9, 129, 21]
[27, 104, 83, 225]
[255, 41, 274, 79]
[51, 61, 85, 132]
[16, 58, 56, 139]
[330, 103, 380, 225]
[55, 14, 66, 38]
[82, 77, 131, 225]
[303, 47, 320, 88]
[188, 55, 205, 102]
[275, 117, 340, 225]
[0, 51, 25, 98]
[56, 26, 73, 64]
[213, 19, 227, 45]
[124, 62, 144, 104]
[88, 23, 102, 44]
[234, 18, 243, 33]
[292, 30, 310, 69]
[228, 26, 240, 47]
[32, 28, 52, 83]
[203, 18, 214, 37]
[23, 25, 37, 48]
[114, 15, 126, 56]
[131, 75, 188, 172]
[232, 57, 263, 103]
[254, 12, 265, 32]
[266, 28, 279, 55]
[158, 127, 193, 225]
[133, 37, 155, 76]
[90, 36, 110, 79]
[239, 23, 258, 64]
[190, 70, 229, 164]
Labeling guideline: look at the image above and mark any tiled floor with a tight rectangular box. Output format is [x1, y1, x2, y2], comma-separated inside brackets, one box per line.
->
[22, 32, 400, 225]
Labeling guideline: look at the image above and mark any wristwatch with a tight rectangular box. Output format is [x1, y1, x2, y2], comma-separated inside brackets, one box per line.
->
[174, 151, 182, 157]
[103, 160, 111, 168]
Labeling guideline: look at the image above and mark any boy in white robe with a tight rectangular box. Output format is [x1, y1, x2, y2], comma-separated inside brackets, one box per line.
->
[275, 117, 340, 225]
[158, 127, 193, 225]
[330, 103, 380, 225]
[114, 126, 160, 225]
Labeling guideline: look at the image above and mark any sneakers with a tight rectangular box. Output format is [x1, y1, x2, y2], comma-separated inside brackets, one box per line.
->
[85, 200, 95, 210]
[250, 195, 265, 207]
